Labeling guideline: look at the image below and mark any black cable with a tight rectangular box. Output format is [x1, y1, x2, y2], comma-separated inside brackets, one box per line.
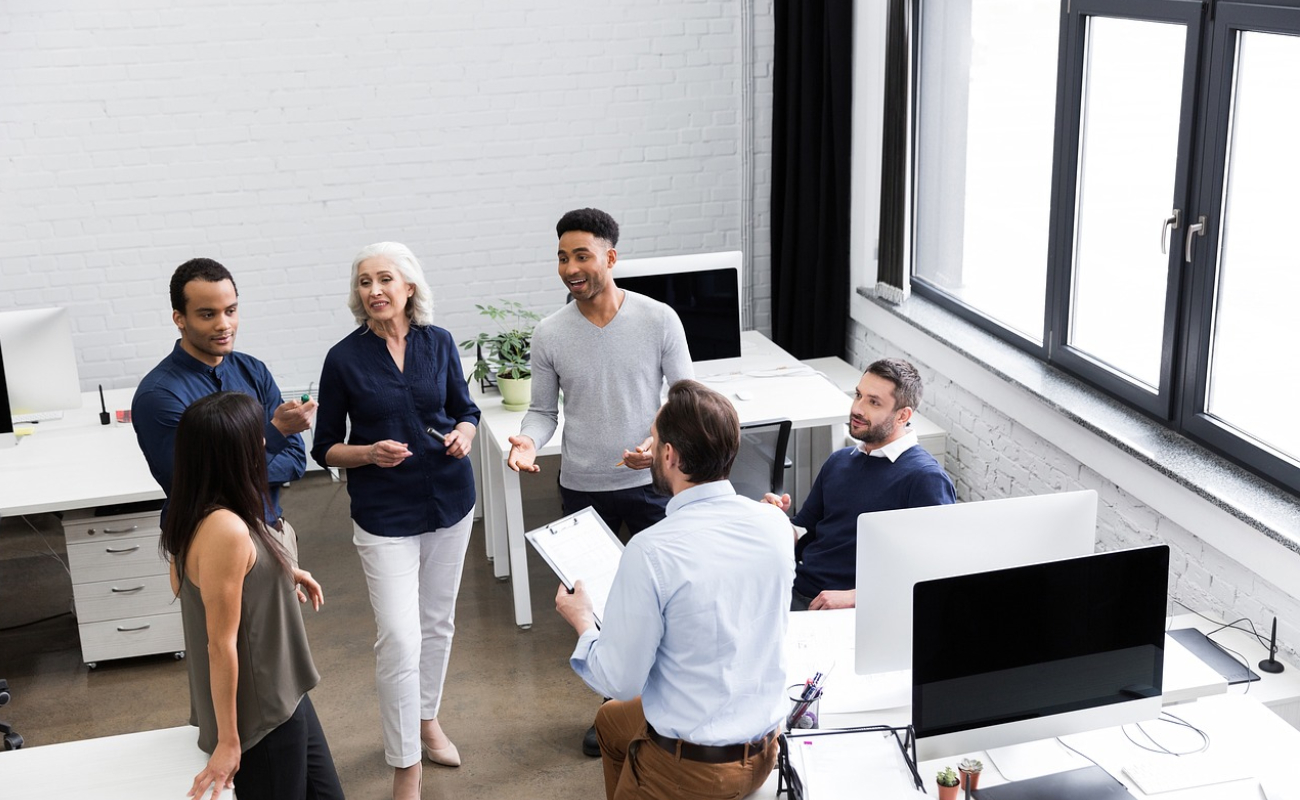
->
[1171, 599, 1271, 650]
[0, 610, 72, 632]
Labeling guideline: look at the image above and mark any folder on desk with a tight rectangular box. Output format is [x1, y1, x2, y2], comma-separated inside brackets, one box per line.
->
[524, 507, 624, 625]
[780, 728, 923, 800]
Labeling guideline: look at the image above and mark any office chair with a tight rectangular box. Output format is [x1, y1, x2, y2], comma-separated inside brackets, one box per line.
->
[0, 678, 21, 750]
[731, 418, 793, 502]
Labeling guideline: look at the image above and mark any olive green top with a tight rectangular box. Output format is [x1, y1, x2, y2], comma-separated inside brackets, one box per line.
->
[179, 533, 319, 753]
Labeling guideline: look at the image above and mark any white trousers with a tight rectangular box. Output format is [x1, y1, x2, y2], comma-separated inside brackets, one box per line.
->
[353, 511, 473, 768]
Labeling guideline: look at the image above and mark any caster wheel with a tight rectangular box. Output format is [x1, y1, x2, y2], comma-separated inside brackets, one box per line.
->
[87, 662, 97, 670]
[174, 651, 186, 661]
[3, 731, 23, 751]
[518, 624, 532, 630]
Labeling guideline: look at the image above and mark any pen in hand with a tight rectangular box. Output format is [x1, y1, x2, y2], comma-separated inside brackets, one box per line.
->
[425, 427, 447, 444]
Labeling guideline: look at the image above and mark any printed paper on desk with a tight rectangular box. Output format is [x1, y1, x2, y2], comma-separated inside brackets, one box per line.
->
[783, 729, 925, 799]
[525, 507, 624, 625]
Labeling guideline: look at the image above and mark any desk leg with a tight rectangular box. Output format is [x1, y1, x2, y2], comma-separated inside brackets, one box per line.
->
[498, 458, 533, 629]
[483, 441, 510, 580]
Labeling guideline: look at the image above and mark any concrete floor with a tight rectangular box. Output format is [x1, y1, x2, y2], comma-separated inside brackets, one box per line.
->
[0, 459, 614, 799]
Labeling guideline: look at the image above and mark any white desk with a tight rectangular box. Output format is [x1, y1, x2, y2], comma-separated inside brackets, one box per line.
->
[782, 610, 1230, 730]
[0, 725, 231, 799]
[0, 388, 162, 516]
[474, 331, 851, 628]
[764, 610, 1299, 799]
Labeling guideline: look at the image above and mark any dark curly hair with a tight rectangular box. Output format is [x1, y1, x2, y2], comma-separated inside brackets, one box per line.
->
[556, 208, 619, 247]
[170, 258, 237, 314]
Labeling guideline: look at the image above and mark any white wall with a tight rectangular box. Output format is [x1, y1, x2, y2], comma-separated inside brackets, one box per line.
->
[0, 0, 774, 391]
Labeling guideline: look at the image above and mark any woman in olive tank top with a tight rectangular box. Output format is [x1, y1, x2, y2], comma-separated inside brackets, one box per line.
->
[161, 392, 344, 800]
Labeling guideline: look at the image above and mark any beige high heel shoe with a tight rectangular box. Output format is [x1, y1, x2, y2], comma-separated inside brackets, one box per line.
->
[423, 739, 461, 767]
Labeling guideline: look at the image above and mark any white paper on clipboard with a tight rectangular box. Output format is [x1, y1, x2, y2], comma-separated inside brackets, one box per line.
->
[524, 507, 625, 625]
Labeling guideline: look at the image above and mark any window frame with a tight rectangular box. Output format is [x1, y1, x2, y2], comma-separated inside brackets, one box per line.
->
[907, 0, 1300, 496]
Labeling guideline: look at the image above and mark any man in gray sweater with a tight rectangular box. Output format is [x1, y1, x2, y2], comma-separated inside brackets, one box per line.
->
[508, 208, 694, 535]
[507, 208, 694, 757]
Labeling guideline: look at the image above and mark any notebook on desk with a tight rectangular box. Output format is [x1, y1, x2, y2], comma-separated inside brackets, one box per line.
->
[973, 766, 1132, 800]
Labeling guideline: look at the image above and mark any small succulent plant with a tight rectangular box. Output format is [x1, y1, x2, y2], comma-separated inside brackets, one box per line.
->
[937, 766, 960, 787]
[959, 757, 984, 774]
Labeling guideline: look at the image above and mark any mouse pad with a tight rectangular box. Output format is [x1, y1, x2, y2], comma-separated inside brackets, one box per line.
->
[973, 766, 1133, 800]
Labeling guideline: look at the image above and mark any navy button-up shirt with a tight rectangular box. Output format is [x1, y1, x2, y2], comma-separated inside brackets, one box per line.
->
[133, 342, 305, 526]
[312, 324, 479, 536]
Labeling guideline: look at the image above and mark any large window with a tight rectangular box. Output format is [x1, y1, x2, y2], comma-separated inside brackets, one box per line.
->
[911, 0, 1300, 494]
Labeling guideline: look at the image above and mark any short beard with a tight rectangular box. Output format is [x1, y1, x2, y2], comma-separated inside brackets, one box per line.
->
[650, 458, 672, 497]
[851, 416, 895, 446]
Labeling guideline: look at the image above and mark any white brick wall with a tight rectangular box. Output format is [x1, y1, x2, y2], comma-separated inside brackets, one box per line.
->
[0, 0, 774, 390]
[847, 317, 1300, 666]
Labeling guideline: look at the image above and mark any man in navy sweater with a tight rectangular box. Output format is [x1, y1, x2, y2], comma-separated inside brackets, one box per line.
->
[762, 358, 955, 610]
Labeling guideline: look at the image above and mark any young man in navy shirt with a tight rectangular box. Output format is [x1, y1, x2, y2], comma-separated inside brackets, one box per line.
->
[762, 358, 956, 610]
[133, 258, 316, 556]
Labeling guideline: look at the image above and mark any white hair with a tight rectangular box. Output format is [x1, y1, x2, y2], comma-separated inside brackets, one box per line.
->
[347, 242, 435, 327]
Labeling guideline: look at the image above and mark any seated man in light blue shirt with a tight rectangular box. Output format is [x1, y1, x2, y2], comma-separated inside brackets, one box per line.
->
[555, 379, 794, 800]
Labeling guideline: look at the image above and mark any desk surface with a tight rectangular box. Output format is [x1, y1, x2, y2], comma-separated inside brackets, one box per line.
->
[0, 388, 162, 517]
[0, 725, 230, 799]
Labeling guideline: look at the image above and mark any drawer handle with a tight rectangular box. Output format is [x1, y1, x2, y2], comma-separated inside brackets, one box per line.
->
[111, 586, 146, 594]
[105, 545, 141, 555]
[89, 525, 141, 535]
[116, 624, 151, 632]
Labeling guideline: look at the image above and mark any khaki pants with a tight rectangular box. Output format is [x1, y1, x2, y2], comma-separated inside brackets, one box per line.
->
[595, 698, 777, 800]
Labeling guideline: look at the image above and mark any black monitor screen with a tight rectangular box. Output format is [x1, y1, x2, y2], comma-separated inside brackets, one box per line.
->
[0, 339, 11, 435]
[617, 268, 741, 362]
[912, 545, 1168, 739]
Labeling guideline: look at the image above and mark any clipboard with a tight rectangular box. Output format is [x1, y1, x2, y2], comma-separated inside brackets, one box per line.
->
[524, 507, 625, 625]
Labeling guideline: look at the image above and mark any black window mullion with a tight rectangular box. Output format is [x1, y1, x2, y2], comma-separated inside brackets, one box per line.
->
[1179, 1, 1300, 491]
[1045, 0, 1205, 421]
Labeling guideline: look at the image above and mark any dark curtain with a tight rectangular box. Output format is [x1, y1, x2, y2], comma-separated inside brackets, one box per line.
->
[876, 0, 911, 302]
[771, 0, 854, 359]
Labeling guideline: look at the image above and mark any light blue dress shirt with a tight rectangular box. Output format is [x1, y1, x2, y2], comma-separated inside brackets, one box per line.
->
[569, 480, 795, 745]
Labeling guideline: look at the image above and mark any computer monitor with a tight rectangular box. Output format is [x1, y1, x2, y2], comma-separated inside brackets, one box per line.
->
[912, 544, 1169, 760]
[0, 307, 82, 422]
[855, 490, 1099, 675]
[616, 251, 742, 362]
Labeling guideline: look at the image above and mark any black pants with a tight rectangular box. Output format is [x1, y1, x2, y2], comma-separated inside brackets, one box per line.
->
[560, 483, 668, 541]
[234, 694, 344, 800]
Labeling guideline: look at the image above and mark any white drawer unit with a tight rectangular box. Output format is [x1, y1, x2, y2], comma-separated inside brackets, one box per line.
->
[61, 507, 185, 668]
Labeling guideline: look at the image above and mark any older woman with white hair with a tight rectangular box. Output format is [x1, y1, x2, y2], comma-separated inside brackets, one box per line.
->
[312, 242, 479, 800]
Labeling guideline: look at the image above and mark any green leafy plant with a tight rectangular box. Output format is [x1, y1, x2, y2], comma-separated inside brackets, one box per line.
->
[459, 300, 542, 382]
[937, 767, 959, 787]
[959, 758, 984, 774]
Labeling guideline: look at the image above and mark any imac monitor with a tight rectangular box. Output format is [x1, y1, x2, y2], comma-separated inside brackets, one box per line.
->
[615, 251, 742, 362]
[911, 544, 1169, 760]
[855, 490, 1099, 675]
[0, 307, 82, 422]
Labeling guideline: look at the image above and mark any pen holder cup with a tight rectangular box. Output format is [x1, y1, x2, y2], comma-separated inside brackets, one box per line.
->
[787, 684, 821, 730]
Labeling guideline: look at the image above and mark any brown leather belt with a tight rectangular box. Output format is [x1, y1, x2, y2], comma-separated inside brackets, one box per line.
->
[645, 724, 775, 764]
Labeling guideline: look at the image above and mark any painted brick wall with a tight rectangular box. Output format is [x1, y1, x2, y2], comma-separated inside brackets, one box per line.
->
[0, 0, 773, 390]
[846, 318, 1300, 665]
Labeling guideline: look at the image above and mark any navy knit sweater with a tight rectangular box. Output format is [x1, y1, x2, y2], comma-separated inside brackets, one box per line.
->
[792, 445, 955, 598]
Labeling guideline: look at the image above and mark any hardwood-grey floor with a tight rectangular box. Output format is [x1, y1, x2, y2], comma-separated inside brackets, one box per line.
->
[0, 460, 614, 799]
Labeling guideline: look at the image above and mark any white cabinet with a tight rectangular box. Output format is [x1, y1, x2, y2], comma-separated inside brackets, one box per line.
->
[62, 508, 185, 667]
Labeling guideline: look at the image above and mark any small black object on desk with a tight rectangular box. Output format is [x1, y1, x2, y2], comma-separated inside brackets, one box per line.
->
[98, 384, 110, 426]
[1259, 616, 1286, 674]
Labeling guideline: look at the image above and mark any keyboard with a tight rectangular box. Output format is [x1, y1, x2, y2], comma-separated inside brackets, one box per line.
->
[1122, 756, 1252, 794]
[12, 410, 64, 423]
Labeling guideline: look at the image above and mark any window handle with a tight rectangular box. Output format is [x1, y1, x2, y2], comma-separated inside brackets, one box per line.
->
[1185, 215, 1206, 263]
[1161, 209, 1181, 255]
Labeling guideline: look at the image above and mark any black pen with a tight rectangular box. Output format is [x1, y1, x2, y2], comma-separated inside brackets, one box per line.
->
[98, 384, 110, 425]
[425, 427, 447, 444]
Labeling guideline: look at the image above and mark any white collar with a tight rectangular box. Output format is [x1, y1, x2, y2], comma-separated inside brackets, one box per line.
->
[855, 429, 919, 462]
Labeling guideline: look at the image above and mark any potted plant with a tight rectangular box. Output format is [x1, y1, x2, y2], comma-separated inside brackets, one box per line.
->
[959, 757, 984, 792]
[460, 300, 542, 412]
[936, 766, 960, 800]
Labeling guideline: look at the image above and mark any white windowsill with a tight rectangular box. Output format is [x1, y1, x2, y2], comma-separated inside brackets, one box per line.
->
[850, 288, 1300, 600]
